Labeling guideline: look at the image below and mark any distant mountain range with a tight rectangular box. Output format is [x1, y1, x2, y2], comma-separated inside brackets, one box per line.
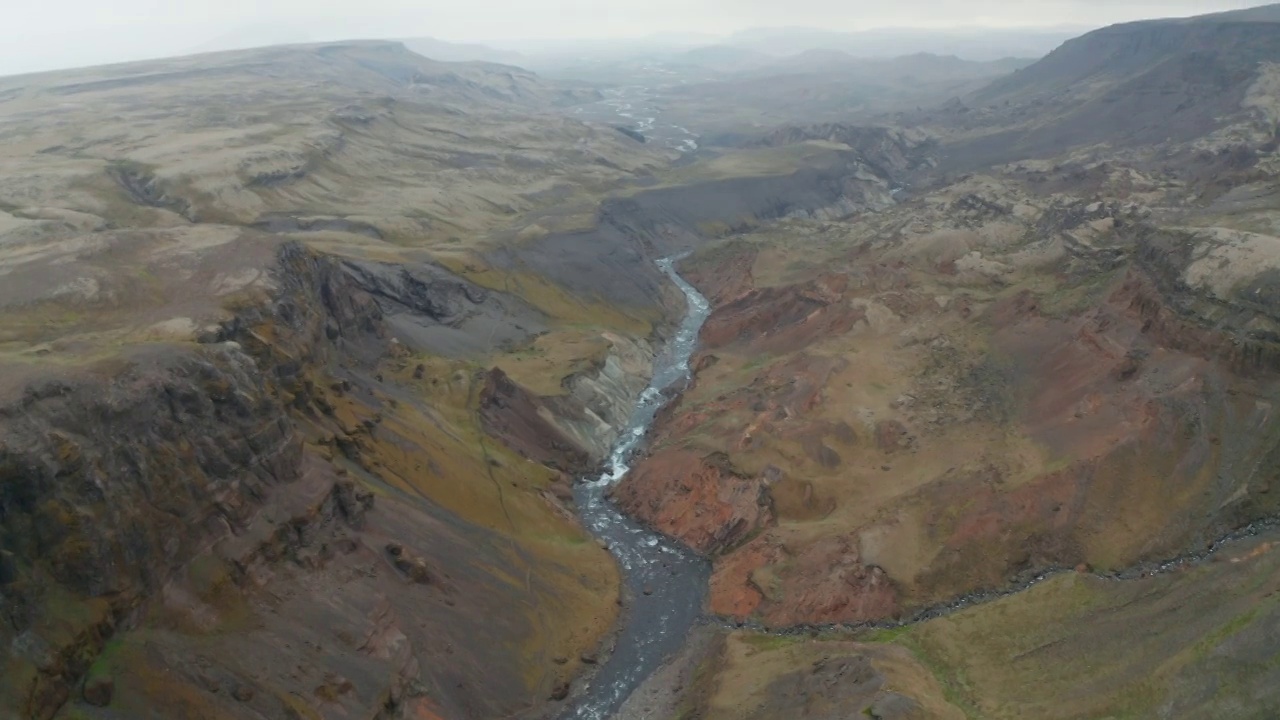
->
[975, 3, 1280, 106]
[743, 50, 1032, 79]
[394, 23, 1091, 72]
[722, 26, 1091, 62]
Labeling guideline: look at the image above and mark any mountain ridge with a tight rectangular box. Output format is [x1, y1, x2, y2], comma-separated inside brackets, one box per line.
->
[920, 4, 1280, 169]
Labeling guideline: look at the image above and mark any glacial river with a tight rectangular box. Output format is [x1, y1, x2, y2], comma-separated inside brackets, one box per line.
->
[563, 258, 712, 719]
[572, 86, 701, 153]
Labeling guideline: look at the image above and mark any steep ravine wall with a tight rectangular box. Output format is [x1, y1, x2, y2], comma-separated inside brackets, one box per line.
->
[0, 345, 305, 719]
[477, 150, 923, 473]
[497, 146, 924, 313]
[1124, 225, 1280, 375]
[562, 335, 657, 460]
[608, 230, 1280, 633]
[0, 242, 390, 718]
[0, 141, 925, 718]
[0, 242, 640, 720]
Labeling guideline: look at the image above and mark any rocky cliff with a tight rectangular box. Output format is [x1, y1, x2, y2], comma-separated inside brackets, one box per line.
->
[0, 344, 302, 718]
[0, 240, 637, 720]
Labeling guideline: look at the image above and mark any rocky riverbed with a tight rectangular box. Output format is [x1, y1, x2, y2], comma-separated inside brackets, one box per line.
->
[560, 258, 712, 719]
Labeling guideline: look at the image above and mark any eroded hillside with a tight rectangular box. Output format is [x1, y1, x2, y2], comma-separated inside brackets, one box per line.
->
[608, 8, 1280, 716]
[0, 41, 683, 720]
[3, 6, 1280, 720]
[0, 39, 927, 720]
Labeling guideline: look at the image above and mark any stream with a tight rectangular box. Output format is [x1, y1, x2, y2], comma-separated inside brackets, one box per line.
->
[562, 257, 712, 720]
[571, 86, 701, 153]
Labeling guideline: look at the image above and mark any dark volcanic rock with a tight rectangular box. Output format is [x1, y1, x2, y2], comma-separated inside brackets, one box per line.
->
[341, 260, 486, 322]
[337, 257, 546, 357]
[613, 125, 647, 143]
[82, 676, 114, 707]
[874, 420, 911, 453]
[0, 346, 303, 602]
[477, 368, 595, 474]
[755, 124, 936, 175]
[0, 243, 544, 719]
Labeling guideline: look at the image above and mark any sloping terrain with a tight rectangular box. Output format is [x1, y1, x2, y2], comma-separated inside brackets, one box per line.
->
[397, 37, 528, 67]
[604, 7, 1280, 718]
[0, 41, 679, 720]
[621, 169, 1280, 622]
[0, 37, 930, 720]
[5, 7, 1280, 720]
[722, 26, 1081, 62]
[628, 176, 1280, 720]
[922, 4, 1280, 168]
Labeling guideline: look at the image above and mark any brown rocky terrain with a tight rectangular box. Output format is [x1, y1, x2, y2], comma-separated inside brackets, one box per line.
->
[622, 172, 1280, 622]
[0, 33, 930, 719]
[0, 41, 683, 720]
[5, 5, 1280, 720]
[605, 7, 1280, 717]
[0, 237, 631, 719]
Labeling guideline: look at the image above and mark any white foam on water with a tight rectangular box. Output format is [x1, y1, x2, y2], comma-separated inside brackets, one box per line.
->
[563, 256, 712, 719]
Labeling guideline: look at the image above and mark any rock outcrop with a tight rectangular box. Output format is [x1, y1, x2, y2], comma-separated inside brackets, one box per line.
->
[478, 332, 657, 473]
[0, 242, 624, 719]
[0, 345, 302, 718]
[478, 367, 597, 475]
[710, 534, 899, 626]
[611, 156, 1280, 633]
[613, 450, 775, 555]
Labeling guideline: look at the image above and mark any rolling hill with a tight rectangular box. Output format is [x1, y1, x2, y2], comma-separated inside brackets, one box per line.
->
[938, 3, 1280, 166]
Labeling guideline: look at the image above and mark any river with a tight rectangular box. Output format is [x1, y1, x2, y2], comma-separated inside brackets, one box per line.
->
[562, 257, 712, 720]
[571, 86, 701, 153]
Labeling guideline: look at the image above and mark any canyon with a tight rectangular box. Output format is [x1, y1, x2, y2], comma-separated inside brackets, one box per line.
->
[1, 4, 1280, 720]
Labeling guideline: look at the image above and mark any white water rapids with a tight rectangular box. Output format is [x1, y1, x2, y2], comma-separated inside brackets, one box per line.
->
[562, 258, 712, 720]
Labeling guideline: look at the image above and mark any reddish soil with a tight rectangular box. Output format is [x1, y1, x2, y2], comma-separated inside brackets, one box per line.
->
[699, 274, 865, 354]
[682, 246, 757, 304]
[710, 533, 900, 626]
[613, 450, 775, 555]
[624, 241, 1280, 628]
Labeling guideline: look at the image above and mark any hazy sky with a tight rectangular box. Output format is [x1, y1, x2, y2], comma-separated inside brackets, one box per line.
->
[0, 0, 1265, 76]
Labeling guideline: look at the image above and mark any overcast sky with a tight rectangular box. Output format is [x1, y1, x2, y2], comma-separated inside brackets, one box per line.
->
[0, 0, 1265, 76]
